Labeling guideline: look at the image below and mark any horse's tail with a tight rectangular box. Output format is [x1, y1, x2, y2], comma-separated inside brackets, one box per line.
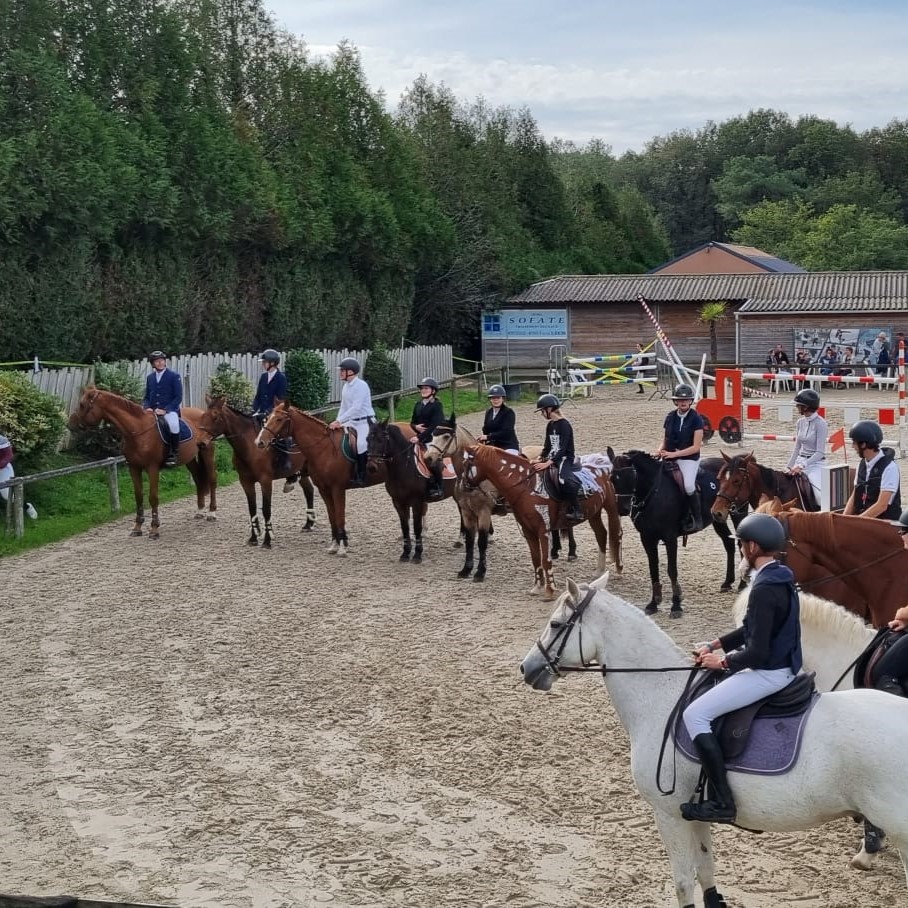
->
[604, 478, 623, 572]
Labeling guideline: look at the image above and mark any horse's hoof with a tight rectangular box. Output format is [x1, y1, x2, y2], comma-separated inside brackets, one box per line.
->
[542, 591, 556, 602]
[206, 514, 217, 522]
[336, 547, 347, 558]
[453, 539, 463, 549]
[720, 582, 733, 592]
[148, 534, 160, 541]
[194, 511, 206, 520]
[457, 568, 471, 579]
[400, 553, 411, 562]
[129, 530, 143, 537]
[327, 541, 339, 554]
[567, 553, 577, 562]
[851, 849, 875, 871]
[263, 540, 272, 549]
[472, 573, 485, 583]
[551, 551, 559, 560]
[644, 603, 658, 615]
[670, 606, 684, 619]
[247, 538, 258, 546]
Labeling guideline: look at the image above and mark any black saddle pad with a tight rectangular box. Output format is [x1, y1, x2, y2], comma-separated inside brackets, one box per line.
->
[155, 417, 192, 444]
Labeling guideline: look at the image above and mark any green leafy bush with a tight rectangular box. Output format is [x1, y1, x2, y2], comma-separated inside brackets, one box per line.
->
[284, 349, 330, 410]
[208, 362, 254, 410]
[71, 360, 143, 457]
[0, 372, 67, 470]
[363, 346, 401, 411]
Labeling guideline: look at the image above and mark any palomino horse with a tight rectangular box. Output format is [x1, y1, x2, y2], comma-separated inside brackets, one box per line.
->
[197, 396, 316, 547]
[711, 451, 819, 522]
[758, 497, 906, 627]
[521, 573, 908, 908]
[463, 443, 622, 600]
[367, 420, 457, 563]
[255, 401, 386, 555]
[424, 421, 577, 582]
[733, 586, 891, 872]
[610, 451, 746, 615]
[68, 387, 217, 538]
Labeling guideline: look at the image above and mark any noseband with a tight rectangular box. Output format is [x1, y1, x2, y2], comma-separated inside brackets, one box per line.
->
[534, 588, 598, 676]
[715, 464, 752, 508]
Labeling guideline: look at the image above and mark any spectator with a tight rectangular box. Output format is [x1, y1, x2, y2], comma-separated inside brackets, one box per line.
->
[0, 435, 38, 519]
[876, 341, 892, 376]
[795, 348, 812, 369]
[766, 344, 790, 368]
[819, 346, 840, 376]
[870, 332, 888, 365]
[635, 342, 650, 394]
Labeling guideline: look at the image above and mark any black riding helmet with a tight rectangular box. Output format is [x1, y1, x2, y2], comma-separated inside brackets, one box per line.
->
[535, 393, 561, 412]
[418, 376, 440, 391]
[487, 384, 506, 398]
[793, 388, 820, 410]
[148, 350, 166, 363]
[890, 508, 908, 531]
[734, 513, 786, 552]
[849, 420, 883, 448]
[671, 383, 695, 400]
[339, 357, 361, 374]
[260, 348, 280, 365]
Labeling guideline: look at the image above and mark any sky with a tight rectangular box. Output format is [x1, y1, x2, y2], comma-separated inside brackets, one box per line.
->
[266, 0, 908, 154]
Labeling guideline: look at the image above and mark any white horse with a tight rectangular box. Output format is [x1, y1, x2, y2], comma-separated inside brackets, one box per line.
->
[521, 573, 908, 908]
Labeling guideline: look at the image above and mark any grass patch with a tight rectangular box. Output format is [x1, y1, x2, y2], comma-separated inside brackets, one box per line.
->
[1, 445, 237, 558]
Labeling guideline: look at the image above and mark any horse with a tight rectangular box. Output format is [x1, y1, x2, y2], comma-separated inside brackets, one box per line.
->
[255, 401, 387, 555]
[757, 497, 906, 627]
[68, 387, 217, 538]
[610, 451, 745, 616]
[366, 420, 458, 563]
[733, 585, 888, 872]
[197, 396, 316, 547]
[424, 421, 577, 582]
[462, 443, 622, 600]
[520, 572, 908, 907]
[711, 451, 819, 523]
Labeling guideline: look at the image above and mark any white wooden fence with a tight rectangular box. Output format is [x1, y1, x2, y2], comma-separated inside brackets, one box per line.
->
[26, 345, 454, 415]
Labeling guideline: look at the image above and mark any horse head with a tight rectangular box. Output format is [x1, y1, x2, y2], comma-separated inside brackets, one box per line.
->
[69, 386, 104, 430]
[366, 418, 394, 461]
[712, 450, 757, 522]
[610, 451, 640, 515]
[197, 395, 229, 446]
[425, 416, 469, 466]
[256, 400, 290, 449]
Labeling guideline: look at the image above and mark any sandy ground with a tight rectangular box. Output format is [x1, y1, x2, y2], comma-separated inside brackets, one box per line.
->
[1, 384, 907, 908]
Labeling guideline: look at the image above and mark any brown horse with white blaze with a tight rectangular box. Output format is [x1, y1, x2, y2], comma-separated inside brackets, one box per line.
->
[197, 396, 316, 547]
[68, 387, 217, 538]
[464, 443, 622, 600]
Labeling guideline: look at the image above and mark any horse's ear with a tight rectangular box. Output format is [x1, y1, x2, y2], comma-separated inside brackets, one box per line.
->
[450, 412, 457, 425]
[781, 497, 798, 511]
[277, 399, 289, 411]
[721, 450, 731, 463]
[566, 577, 582, 603]
[606, 445, 615, 461]
[590, 571, 610, 591]
[205, 392, 212, 406]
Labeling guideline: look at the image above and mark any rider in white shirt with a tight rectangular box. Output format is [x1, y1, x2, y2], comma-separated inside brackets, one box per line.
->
[785, 388, 827, 503]
[329, 357, 375, 486]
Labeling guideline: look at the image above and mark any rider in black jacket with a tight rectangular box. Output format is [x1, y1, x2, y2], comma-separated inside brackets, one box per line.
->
[410, 377, 446, 500]
[534, 393, 582, 522]
[479, 384, 520, 451]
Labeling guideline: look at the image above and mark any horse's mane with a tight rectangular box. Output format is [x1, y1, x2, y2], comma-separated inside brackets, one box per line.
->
[784, 509, 902, 553]
[289, 406, 328, 426]
[785, 510, 836, 549]
[226, 403, 255, 419]
[94, 389, 146, 417]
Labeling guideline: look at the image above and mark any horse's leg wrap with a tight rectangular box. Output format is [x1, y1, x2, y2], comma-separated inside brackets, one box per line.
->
[703, 887, 728, 908]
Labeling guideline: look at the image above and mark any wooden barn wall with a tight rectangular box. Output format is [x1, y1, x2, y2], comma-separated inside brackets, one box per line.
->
[739, 314, 908, 366]
[482, 337, 558, 370]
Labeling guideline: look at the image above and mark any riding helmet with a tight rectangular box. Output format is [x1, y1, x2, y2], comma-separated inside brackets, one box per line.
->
[734, 513, 786, 552]
[890, 508, 908, 530]
[849, 420, 883, 448]
[487, 384, 506, 398]
[418, 377, 440, 391]
[535, 393, 561, 412]
[339, 357, 361, 374]
[148, 350, 167, 363]
[259, 348, 281, 365]
[671, 383, 695, 400]
[793, 388, 820, 410]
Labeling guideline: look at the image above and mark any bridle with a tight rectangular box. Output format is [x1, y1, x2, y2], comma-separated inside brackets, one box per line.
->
[714, 463, 752, 510]
[257, 411, 291, 447]
[534, 587, 598, 676]
[74, 389, 155, 437]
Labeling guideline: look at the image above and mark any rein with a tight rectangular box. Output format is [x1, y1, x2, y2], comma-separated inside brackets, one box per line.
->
[77, 390, 157, 438]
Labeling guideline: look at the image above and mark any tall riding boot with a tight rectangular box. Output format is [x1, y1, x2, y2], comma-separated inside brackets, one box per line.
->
[684, 493, 702, 532]
[874, 676, 907, 697]
[275, 444, 293, 476]
[427, 463, 445, 500]
[165, 432, 180, 467]
[565, 490, 584, 522]
[680, 732, 737, 824]
[352, 452, 368, 487]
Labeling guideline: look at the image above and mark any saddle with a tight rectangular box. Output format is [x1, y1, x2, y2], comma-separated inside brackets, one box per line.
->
[537, 460, 588, 501]
[676, 671, 816, 761]
[412, 445, 457, 481]
[154, 416, 192, 445]
[854, 628, 908, 694]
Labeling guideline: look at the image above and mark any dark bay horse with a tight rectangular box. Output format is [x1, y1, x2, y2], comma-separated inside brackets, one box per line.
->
[425, 421, 576, 582]
[711, 451, 818, 522]
[367, 420, 457, 563]
[464, 443, 622, 600]
[197, 396, 316, 547]
[757, 497, 906, 627]
[610, 451, 744, 616]
[68, 387, 217, 539]
[256, 401, 386, 555]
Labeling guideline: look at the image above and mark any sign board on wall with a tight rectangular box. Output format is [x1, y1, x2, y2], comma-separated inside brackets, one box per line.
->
[482, 310, 568, 339]
[793, 327, 892, 367]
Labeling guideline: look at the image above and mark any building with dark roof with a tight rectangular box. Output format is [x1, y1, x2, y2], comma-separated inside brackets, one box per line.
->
[482, 271, 908, 371]
[650, 241, 805, 275]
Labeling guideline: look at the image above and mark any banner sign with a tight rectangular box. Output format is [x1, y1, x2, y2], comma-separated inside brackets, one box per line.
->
[482, 309, 568, 339]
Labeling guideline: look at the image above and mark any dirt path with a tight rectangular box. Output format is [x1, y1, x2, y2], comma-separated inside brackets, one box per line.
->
[1, 386, 905, 907]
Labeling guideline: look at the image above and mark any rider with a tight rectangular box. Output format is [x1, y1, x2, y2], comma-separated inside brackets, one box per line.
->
[0, 434, 37, 519]
[843, 420, 901, 520]
[784, 388, 827, 503]
[329, 357, 374, 487]
[655, 383, 704, 532]
[142, 351, 183, 467]
[874, 510, 908, 696]
[410, 377, 446, 500]
[534, 393, 583, 522]
[478, 385, 520, 453]
[252, 348, 292, 473]
[681, 513, 802, 824]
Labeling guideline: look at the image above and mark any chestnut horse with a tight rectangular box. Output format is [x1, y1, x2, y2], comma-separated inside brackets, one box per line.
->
[68, 387, 217, 539]
[256, 401, 386, 555]
[757, 497, 907, 627]
[367, 420, 457, 563]
[711, 451, 819, 522]
[197, 396, 316, 547]
[463, 443, 622, 600]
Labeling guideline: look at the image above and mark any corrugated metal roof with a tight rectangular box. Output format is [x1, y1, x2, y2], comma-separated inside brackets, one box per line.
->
[509, 271, 908, 313]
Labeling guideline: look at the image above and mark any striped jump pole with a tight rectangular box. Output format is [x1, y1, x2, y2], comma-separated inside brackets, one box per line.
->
[637, 294, 688, 387]
[899, 341, 906, 457]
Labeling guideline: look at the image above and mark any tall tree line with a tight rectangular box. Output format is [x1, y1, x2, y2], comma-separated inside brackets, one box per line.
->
[0, 0, 669, 361]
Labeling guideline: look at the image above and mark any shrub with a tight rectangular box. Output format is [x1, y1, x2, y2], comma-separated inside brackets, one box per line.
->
[208, 362, 254, 410]
[363, 345, 401, 411]
[284, 349, 330, 410]
[71, 360, 144, 457]
[0, 372, 67, 470]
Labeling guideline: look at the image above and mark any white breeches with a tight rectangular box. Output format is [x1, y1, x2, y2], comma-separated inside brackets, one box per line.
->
[676, 458, 699, 494]
[683, 666, 796, 738]
[346, 421, 370, 454]
[0, 462, 12, 502]
[793, 457, 823, 496]
[162, 412, 179, 433]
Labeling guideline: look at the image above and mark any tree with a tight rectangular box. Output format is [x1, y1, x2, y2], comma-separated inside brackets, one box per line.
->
[698, 301, 727, 363]
[712, 155, 805, 227]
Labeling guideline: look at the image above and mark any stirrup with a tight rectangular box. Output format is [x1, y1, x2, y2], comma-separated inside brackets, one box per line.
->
[680, 799, 736, 824]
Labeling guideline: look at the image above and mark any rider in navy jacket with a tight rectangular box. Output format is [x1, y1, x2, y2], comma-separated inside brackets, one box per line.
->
[143, 351, 183, 466]
[252, 348, 292, 473]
